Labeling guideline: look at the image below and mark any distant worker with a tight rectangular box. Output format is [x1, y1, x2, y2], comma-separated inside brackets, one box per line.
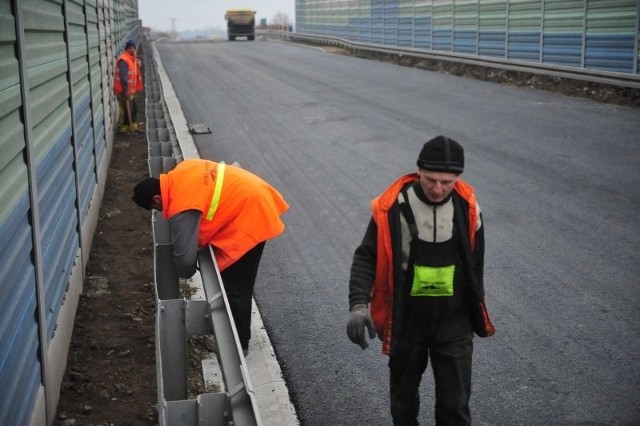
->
[347, 136, 495, 425]
[132, 159, 289, 354]
[114, 39, 143, 134]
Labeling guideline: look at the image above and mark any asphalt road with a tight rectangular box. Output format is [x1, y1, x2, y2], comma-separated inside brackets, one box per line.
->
[156, 38, 640, 425]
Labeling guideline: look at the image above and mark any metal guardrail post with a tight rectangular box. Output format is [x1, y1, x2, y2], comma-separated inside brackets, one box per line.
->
[156, 298, 230, 424]
[152, 211, 180, 300]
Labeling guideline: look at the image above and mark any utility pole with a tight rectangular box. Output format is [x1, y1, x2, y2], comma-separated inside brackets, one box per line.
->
[170, 18, 177, 39]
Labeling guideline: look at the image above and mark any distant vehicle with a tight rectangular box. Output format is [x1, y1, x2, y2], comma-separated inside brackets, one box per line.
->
[225, 8, 255, 41]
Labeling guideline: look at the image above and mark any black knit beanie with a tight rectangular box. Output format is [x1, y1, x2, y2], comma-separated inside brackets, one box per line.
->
[132, 177, 160, 210]
[416, 135, 464, 174]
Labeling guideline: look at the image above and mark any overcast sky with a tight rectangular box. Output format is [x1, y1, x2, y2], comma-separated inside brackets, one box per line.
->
[138, 0, 295, 32]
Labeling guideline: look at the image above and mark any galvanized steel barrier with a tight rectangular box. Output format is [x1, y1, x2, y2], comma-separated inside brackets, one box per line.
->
[141, 37, 262, 426]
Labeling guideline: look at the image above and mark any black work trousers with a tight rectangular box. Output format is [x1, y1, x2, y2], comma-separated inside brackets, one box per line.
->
[220, 241, 265, 350]
[388, 306, 473, 426]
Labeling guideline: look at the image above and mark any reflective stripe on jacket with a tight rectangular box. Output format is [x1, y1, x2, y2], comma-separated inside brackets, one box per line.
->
[369, 173, 494, 355]
[160, 159, 289, 271]
[113, 51, 142, 95]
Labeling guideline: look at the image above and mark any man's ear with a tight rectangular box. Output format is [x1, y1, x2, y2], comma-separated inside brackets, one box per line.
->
[152, 194, 162, 210]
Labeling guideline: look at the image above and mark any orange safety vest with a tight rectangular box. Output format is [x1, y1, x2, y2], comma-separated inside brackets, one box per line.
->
[159, 159, 289, 271]
[114, 50, 142, 95]
[369, 173, 493, 354]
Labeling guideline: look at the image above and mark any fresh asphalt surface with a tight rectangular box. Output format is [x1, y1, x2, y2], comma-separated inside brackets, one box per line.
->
[156, 38, 640, 425]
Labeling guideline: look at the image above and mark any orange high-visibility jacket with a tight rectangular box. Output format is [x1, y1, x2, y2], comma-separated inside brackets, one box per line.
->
[369, 173, 494, 354]
[114, 51, 143, 95]
[160, 159, 289, 271]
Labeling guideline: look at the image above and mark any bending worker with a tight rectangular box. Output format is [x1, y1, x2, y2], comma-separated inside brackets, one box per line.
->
[347, 136, 494, 425]
[132, 158, 289, 354]
[114, 39, 143, 134]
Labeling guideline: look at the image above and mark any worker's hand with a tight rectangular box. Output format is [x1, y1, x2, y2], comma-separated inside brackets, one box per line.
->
[347, 304, 377, 350]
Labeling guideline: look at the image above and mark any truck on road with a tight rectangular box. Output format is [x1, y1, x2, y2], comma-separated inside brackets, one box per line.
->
[225, 8, 256, 41]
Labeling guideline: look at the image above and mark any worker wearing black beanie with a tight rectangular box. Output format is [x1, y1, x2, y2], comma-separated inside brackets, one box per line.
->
[347, 135, 493, 426]
[417, 135, 465, 174]
[132, 177, 160, 210]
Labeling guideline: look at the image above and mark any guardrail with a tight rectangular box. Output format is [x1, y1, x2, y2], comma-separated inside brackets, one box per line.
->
[143, 37, 263, 426]
[262, 30, 640, 89]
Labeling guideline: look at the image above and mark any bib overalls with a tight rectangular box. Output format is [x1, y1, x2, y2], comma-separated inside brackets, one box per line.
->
[389, 189, 474, 426]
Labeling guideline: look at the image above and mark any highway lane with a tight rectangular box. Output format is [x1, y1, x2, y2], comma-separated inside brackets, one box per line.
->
[156, 38, 640, 425]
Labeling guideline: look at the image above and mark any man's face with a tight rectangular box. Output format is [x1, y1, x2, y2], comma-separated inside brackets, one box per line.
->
[418, 169, 459, 203]
[126, 45, 136, 56]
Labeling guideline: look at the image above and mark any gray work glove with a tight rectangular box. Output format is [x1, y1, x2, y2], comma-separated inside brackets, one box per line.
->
[347, 304, 377, 350]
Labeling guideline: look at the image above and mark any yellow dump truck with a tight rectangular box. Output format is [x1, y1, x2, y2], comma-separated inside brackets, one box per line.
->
[225, 8, 256, 41]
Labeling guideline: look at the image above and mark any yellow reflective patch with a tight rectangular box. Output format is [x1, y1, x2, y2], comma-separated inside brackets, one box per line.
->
[411, 264, 455, 297]
[206, 163, 225, 220]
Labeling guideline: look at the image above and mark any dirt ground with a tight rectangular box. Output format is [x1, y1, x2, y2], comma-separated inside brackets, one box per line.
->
[53, 40, 638, 426]
[54, 98, 159, 425]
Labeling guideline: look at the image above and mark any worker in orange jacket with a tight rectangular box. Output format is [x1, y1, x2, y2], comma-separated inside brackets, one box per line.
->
[132, 159, 289, 354]
[114, 40, 143, 134]
[347, 136, 494, 425]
